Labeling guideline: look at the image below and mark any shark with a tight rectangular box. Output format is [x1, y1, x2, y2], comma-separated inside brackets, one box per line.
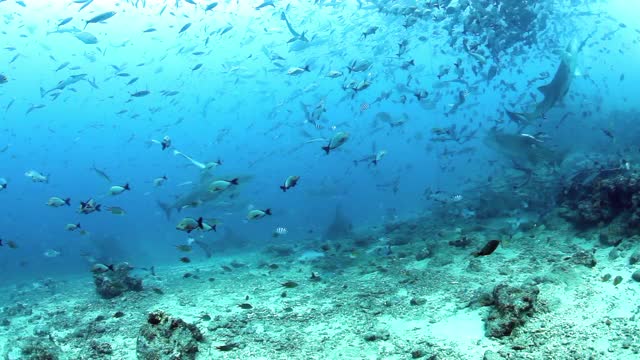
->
[505, 39, 580, 127]
[40, 74, 88, 97]
[280, 12, 308, 43]
[157, 172, 253, 219]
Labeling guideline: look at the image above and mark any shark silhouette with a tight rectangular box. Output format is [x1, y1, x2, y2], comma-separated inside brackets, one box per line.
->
[506, 39, 581, 127]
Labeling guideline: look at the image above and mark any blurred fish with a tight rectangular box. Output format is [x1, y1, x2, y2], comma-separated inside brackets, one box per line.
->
[272, 227, 288, 237]
[57, 17, 73, 28]
[84, 11, 116, 30]
[204, 2, 218, 12]
[153, 176, 168, 187]
[179, 257, 191, 263]
[74, 32, 98, 44]
[25, 170, 48, 183]
[106, 206, 126, 215]
[255, 0, 274, 10]
[179, 23, 192, 34]
[280, 175, 300, 192]
[44, 249, 61, 258]
[287, 66, 309, 75]
[208, 178, 239, 192]
[109, 183, 130, 195]
[176, 244, 192, 252]
[176, 217, 204, 233]
[47, 197, 71, 207]
[131, 90, 150, 97]
[326, 70, 342, 78]
[65, 223, 82, 231]
[0, 178, 7, 190]
[0, 74, 7, 84]
[247, 208, 272, 220]
[322, 132, 349, 154]
[91, 164, 111, 183]
[78, 198, 101, 214]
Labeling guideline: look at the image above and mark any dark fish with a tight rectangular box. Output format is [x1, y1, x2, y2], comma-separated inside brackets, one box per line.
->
[179, 23, 192, 34]
[84, 11, 116, 30]
[205, 2, 218, 11]
[238, 303, 253, 309]
[58, 17, 73, 27]
[131, 90, 150, 97]
[472, 240, 500, 257]
[281, 280, 298, 288]
[179, 257, 191, 263]
[192, 63, 203, 71]
[143, 28, 157, 33]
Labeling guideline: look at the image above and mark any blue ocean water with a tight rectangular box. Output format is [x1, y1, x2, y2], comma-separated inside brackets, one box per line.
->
[0, 0, 637, 286]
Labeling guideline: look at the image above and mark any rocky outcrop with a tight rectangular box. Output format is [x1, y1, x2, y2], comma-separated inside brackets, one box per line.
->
[136, 310, 204, 360]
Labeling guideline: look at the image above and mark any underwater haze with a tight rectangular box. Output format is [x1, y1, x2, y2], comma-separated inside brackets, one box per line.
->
[1, 0, 640, 359]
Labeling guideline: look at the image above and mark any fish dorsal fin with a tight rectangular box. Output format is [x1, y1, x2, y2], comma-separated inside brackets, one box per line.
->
[537, 84, 553, 96]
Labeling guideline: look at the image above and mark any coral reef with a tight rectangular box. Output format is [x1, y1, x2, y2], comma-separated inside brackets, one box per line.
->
[136, 310, 204, 360]
[559, 169, 640, 232]
[92, 262, 143, 299]
[484, 283, 539, 338]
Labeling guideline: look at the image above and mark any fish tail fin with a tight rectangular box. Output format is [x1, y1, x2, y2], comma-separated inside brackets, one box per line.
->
[230, 178, 239, 185]
[264, 208, 272, 216]
[95, 204, 102, 212]
[83, 22, 88, 30]
[303, 65, 310, 72]
[372, 159, 378, 166]
[77, 223, 81, 229]
[212, 224, 217, 232]
[65, 198, 71, 206]
[157, 201, 172, 220]
[197, 217, 204, 229]
[322, 145, 330, 154]
[280, 185, 287, 192]
[124, 183, 131, 191]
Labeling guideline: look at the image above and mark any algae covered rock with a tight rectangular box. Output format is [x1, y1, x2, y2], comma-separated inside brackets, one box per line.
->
[569, 250, 597, 268]
[484, 283, 539, 338]
[136, 310, 204, 360]
[92, 262, 143, 299]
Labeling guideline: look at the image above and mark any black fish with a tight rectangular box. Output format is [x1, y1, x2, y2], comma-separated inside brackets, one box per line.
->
[472, 240, 500, 257]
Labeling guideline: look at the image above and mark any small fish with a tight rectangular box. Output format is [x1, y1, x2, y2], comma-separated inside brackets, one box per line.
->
[192, 63, 203, 71]
[25, 170, 48, 183]
[280, 175, 299, 192]
[472, 240, 500, 257]
[127, 77, 139, 85]
[106, 206, 126, 215]
[91, 164, 111, 183]
[0, 178, 7, 190]
[371, 150, 386, 166]
[47, 197, 71, 207]
[238, 303, 253, 309]
[361, 26, 378, 38]
[287, 65, 309, 75]
[208, 178, 238, 192]
[255, 0, 274, 10]
[326, 70, 343, 78]
[78, 198, 101, 214]
[58, 17, 73, 27]
[176, 217, 204, 233]
[143, 28, 157, 33]
[179, 256, 191, 263]
[55, 62, 70, 71]
[44, 249, 61, 258]
[176, 244, 192, 252]
[131, 90, 150, 97]
[281, 280, 298, 288]
[179, 23, 192, 34]
[6, 240, 18, 249]
[66, 223, 82, 231]
[322, 132, 349, 154]
[109, 183, 130, 195]
[84, 11, 116, 30]
[153, 175, 168, 187]
[272, 227, 288, 238]
[0, 74, 7, 84]
[247, 208, 272, 220]
[205, 2, 218, 11]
